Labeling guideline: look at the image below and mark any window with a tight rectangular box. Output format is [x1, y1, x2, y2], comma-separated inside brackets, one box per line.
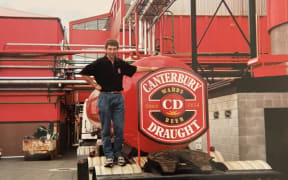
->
[72, 17, 110, 30]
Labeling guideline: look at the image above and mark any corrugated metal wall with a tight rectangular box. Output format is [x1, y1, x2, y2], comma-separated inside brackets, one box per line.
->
[169, 0, 266, 16]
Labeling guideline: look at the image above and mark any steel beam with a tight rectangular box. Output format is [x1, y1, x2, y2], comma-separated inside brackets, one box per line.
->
[191, 0, 198, 72]
[249, 0, 257, 58]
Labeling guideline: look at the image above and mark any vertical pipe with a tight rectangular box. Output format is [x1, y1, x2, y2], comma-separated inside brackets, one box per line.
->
[148, 24, 151, 54]
[135, 8, 139, 55]
[122, 18, 125, 59]
[137, 132, 141, 166]
[129, 20, 132, 48]
[144, 21, 147, 54]
[191, 0, 198, 72]
[160, 16, 164, 54]
[139, 20, 143, 49]
[249, 0, 257, 58]
[152, 25, 155, 54]
[206, 129, 211, 155]
[170, 11, 175, 53]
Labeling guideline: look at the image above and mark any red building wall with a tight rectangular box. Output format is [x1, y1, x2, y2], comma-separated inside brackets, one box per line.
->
[155, 15, 270, 56]
[0, 17, 64, 77]
[0, 16, 69, 156]
[69, 14, 111, 48]
[0, 93, 61, 122]
[0, 18, 63, 50]
[110, 0, 124, 40]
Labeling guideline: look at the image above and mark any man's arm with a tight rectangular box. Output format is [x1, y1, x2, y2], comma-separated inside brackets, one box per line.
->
[82, 75, 102, 91]
[136, 66, 158, 72]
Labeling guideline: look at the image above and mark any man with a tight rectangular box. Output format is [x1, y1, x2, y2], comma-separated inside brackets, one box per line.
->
[80, 39, 157, 167]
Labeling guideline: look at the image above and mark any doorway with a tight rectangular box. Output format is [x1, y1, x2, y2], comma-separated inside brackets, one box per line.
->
[264, 108, 288, 175]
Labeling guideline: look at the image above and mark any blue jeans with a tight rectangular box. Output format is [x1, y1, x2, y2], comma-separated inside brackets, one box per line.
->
[97, 93, 125, 159]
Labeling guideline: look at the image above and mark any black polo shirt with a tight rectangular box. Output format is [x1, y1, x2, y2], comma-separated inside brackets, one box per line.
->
[80, 56, 137, 92]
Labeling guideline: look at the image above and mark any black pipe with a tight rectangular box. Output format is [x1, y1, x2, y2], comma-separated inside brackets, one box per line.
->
[191, 0, 198, 72]
[249, 0, 257, 58]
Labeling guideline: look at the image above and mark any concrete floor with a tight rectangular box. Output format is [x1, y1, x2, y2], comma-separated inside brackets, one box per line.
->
[0, 150, 77, 180]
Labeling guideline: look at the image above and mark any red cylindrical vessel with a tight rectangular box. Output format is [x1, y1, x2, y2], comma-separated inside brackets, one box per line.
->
[86, 90, 100, 122]
[86, 56, 207, 153]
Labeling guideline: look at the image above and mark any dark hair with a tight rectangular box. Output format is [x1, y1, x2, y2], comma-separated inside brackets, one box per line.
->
[105, 39, 119, 49]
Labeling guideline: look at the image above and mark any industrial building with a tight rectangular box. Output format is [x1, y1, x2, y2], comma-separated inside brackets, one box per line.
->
[0, 0, 287, 177]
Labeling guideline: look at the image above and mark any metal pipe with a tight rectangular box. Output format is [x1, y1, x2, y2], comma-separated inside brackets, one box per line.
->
[148, 24, 151, 54]
[249, 0, 257, 58]
[0, 92, 65, 96]
[152, 25, 155, 53]
[0, 50, 133, 55]
[0, 102, 58, 104]
[0, 59, 57, 61]
[6, 43, 133, 49]
[122, 16, 126, 59]
[160, 16, 164, 54]
[139, 19, 143, 49]
[169, 52, 250, 56]
[123, 0, 139, 21]
[191, 0, 198, 72]
[139, 0, 153, 20]
[0, 96, 63, 104]
[129, 20, 132, 48]
[0, 77, 64, 80]
[147, 0, 177, 31]
[0, 80, 86, 84]
[135, 7, 140, 56]
[0, 59, 94, 64]
[63, 85, 94, 89]
[144, 20, 147, 54]
[0, 65, 85, 69]
[0, 57, 134, 64]
[165, 10, 175, 54]
[208, 79, 234, 91]
[123, 0, 140, 56]
[0, 86, 94, 91]
[0, 88, 72, 91]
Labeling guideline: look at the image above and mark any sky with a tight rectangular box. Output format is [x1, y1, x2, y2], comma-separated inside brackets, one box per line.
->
[0, 0, 114, 29]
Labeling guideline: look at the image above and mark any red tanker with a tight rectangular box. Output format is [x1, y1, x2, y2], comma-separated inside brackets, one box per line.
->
[86, 56, 208, 152]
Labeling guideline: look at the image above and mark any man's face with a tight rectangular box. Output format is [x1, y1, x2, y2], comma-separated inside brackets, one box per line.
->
[106, 45, 118, 60]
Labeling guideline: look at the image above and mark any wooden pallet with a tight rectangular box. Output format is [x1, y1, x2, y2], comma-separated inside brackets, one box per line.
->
[88, 156, 147, 176]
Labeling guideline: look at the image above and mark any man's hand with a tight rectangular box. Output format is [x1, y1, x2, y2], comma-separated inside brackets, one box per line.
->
[94, 84, 102, 91]
[82, 75, 102, 91]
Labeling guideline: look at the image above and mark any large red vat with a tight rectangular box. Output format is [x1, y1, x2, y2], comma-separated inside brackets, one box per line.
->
[86, 56, 208, 152]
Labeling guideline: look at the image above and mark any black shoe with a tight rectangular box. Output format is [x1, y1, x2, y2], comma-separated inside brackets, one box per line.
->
[117, 156, 126, 166]
[104, 158, 113, 168]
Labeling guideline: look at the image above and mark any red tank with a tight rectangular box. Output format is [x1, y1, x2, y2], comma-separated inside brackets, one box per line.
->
[86, 90, 100, 122]
[86, 56, 208, 152]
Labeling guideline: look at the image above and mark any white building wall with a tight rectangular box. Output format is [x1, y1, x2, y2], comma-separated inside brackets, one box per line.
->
[208, 94, 240, 161]
[169, 0, 266, 16]
[205, 92, 288, 161]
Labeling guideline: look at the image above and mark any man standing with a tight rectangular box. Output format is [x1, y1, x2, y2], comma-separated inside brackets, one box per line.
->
[80, 39, 157, 167]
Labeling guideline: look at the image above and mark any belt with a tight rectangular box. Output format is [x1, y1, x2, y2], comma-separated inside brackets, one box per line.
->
[101, 91, 122, 94]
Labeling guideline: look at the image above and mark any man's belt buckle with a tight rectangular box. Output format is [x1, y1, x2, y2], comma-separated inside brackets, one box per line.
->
[102, 91, 121, 94]
[110, 91, 121, 94]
